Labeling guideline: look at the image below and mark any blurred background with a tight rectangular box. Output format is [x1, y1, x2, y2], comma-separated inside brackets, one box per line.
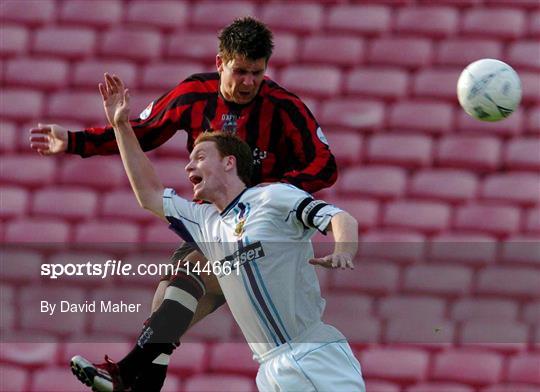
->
[0, 0, 539, 391]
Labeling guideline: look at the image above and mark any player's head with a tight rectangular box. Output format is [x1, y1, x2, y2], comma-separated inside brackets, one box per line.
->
[186, 131, 253, 200]
[217, 17, 274, 104]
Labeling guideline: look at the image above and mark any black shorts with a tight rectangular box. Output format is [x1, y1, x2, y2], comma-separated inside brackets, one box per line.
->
[160, 242, 199, 281]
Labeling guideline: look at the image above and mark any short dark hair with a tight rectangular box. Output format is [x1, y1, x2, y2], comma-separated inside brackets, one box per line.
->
[218, 16, 274, 63]
[195, 131, 253, 186]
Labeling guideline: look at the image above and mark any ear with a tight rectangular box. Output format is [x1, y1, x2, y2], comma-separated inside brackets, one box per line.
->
[223, 155, 236, 172]
[216, 55, 223, 74]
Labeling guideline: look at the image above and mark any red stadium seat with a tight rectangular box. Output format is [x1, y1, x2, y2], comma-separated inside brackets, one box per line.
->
[486, 0, 540, 7]
[523, 300, 540, 324]
[59, 158, 126, 190]
[504, 137, 540, 171]
[346, 67, 409, 100]
[526, 107, 540, 134]
[5, 218, 70, 243]
[383, 200, 450, 233]
[47, 91, 105, 123]
[33, 27, 96, 59]
[32, 186, 98, 220]
[378, 296, 446, 320]
[279, 65, 342, 98]
[126, 1, 189, 30]
[360, 230, 425, 263]
[451, 298, 519, 322]
[361, 347, 429, 383]
[432, 350, 503, 385]
[5, 57, 68, 90]
[167, 31, 218, 62]
[0, 121, 17, 152]
[407, 383, 474, 392]
[525, 207, 540, 233]
[141, 62, 203, 90]
[330, 261, 399, 295]
[481, 173, 540, 206]
[0, 365, 28, 392]
[462, 8, 526, 39]
[436, 39, 503, 67]
[325, 5, 392, 35]
[0, 186, 29, 219]
[529, 10, 540, 36]
[367, 134, 433, 168]
[459, 320, 529, 352]
[60, 0, 122, 27]
[327, 313, 381, 345]
[482, 384, 540, 392]
[436, 135, 502, 172]
[388, 100, 454, 134]
[184, 374, 255, 392]
[101, 190, 152, 222]
[0, 0, 55, 26]
[0, 154, 56, 187]
[183, 306, 235, 342]
[192, 1, 257, 29]
[413, 68, 462, 101]
[429, 232, 498, 266]
[509, 41, 540, 71]
[520, 72, 540, 104]
[271, 32, 299, 66]
[454, 204, 521, 237]
[31, 367, 89, 391]
[0, 89, 44, 121]
[74, 220, 140, 243]
[338, 165, 407, 199]
[366, 380, 400, 392]
[323, 196, 379, 230]
[409, 169, 478, 203]
[384, 317, 455, 346]
[323, 131, 363, 166]
[457, 109, 524, 137]
[300, 35, 364, 67]
[319, 99, 385, 131]
[101, 28, 162, 62]
[507, 354, 540, 385]
[62, 342, 131, 365]
[154, 131, 189, 159]
[403, 264, 472, 296]
[0, 342, 59, 366]
[72, 60, 138, 89]
[143, 221, 182, 245]
[322, 293, 373, 318]
[260, 3, 323, 34]
[209, 343, 259, 375]
[167, 343, 207, 377]
[1, 249, 43, 283]
[477, 267, 540, 298]
[395, 6, 459, 38]
[153, 158, 191, 192]
[369, 38, 433, 69]
[501, 235, 540, 266]
[0, 24, 29, 57]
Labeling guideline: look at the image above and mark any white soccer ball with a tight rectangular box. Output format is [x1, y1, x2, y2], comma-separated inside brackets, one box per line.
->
[457, 58, 522, 122]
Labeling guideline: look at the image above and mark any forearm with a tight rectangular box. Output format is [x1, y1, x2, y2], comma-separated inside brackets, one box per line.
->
[330, 212, 358, 257]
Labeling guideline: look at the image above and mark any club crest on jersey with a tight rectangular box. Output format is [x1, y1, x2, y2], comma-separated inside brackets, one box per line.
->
[233, 202, 251, 237]
[139, 101, 154, 120]
[221, 113, 238, 134]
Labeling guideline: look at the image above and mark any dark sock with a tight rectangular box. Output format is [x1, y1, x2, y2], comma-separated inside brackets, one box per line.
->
[131, 362, 168, 392]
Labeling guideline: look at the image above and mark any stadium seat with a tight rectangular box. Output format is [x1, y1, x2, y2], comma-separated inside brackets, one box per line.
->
[436, 39, 503, 67]
[388, 101, 454, 134]
[1, 154, 56, 187]
[481, 173, 540, 206]
[47, 91, 105, 123]
[62, 342, 131, 365]
[523, 300, 540, 324]
[184, 374, 256, 392]
[101, 28, 162, 62]
[432, 350, 503, 385]
[59, 158, 126, 190]
[0, 121, 17, 152]
[500, 235, 540, 266]
[330, 261, 399, 295]
[525, 207, 540, 233]
[32, 186, 98, 220]
[529, 10, 540, 36]
[141, 61, 203, 90]
[1, 249, 43, 283]
[60, 0, 122, 27]
[323, 131, 363, 166]
[409, 169, 478, 203]
[101, 190, 153, 222]
[436, 135, 502, 172]
[5, 57, 68, 90]
[270, 32, 299, 66]
[74, 220, 140, 244]
[166, 343, 207, 377]
[153, 157, 191, 192]
[0, 186, 29, 219]
[0, 0, 55, 26]
[72, 60, 138, 89]
[366, 380, 400, 392]
[167, 31, 219, 62]
[526, 107, 540, 134]
[327, 312, 381, 345]
[0, 365, 28, 392]
[459, 320, 529, 352]
[300, 35, 364, 67]
[482, 384, 540, 392]
[403, 264, 472, 297]
[451, 298, 519, 322]
[507, 353, 540, 385]
[31, 367, 89, 391]
[33, 27, 96, 59]
[260, 3, 323, 33]
[0, 342, 59, 366]
[209, 343, 259, 375]
[476, 267, 540, 298]
[183, 306, 235, 342]
[325, 5, 392, 35]
[457, 109, 524, 137]
[520, 72, 540, 104]
[5, 218, 70, 243]
[361, 347, 429, 383]
[428, 232, 498, 266]
[368, 38, 433, 68]
[279, 65, 342, 98]
[395, 6, 459, 38]
[504, 137, 540, 171]
[319, 99, 385, 131]
[126, 0, 189, 30]
[322, 293, 373, 319]
[0, 89, 44, 120]
[142, 221, 183, 245]
[462, 8, 526, 39]
[378, 295, 446, 320]
[360, 230, 426, 263]
[383, 200, 450, 233]
[508, 41, 540, 71]
[0, 24, 29, 57]
[324, 196, 379, 230]
[485, 0, 540, 7]
[346, 67, 409, 100]
[384, 317, 455, 346]
[367, 134, 433, 168]
[154, 131, 189, 159]
[413, 68, 462, 101]
[454, 204, 521, 237]
[192, 1, 257, 29]
[338, 165, 407, 199]
[408, 383, 475, 392]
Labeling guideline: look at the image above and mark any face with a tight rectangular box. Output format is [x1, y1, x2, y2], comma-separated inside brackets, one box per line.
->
[185, 141, 231, 201]
[217, 54, 266, 104]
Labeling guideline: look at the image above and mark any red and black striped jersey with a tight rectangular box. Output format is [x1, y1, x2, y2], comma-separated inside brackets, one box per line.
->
[66, 72, 337, 193]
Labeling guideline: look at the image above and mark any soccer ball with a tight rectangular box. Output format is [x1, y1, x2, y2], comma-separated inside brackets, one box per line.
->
[457, 58, 522, 122]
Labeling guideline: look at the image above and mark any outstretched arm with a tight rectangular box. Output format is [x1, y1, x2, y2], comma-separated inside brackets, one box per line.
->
[100, 73, 165, 220]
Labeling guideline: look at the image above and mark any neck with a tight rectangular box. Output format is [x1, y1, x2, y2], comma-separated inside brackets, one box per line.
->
[211, 178, 247, 212]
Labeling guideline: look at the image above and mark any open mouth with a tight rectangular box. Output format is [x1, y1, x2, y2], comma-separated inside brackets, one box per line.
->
[189, 175, 203, 186]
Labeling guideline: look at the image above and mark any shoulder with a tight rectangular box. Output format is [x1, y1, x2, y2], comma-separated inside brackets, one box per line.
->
[252, 183, 311, 203]
[174, 72, 219, 92]
[262, 78, 307, 108]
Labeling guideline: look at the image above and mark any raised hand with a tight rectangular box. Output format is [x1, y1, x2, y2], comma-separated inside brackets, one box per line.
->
[309, 252, 355, 270]
[99, 73, 130, 128]
[29, 123, 69, 155]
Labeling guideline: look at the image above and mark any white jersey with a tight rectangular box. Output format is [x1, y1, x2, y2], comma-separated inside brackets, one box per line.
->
[162, 183, 344, 359]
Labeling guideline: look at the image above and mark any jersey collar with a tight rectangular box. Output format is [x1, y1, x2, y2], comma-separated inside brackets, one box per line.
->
[220, 188, 249, 217]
